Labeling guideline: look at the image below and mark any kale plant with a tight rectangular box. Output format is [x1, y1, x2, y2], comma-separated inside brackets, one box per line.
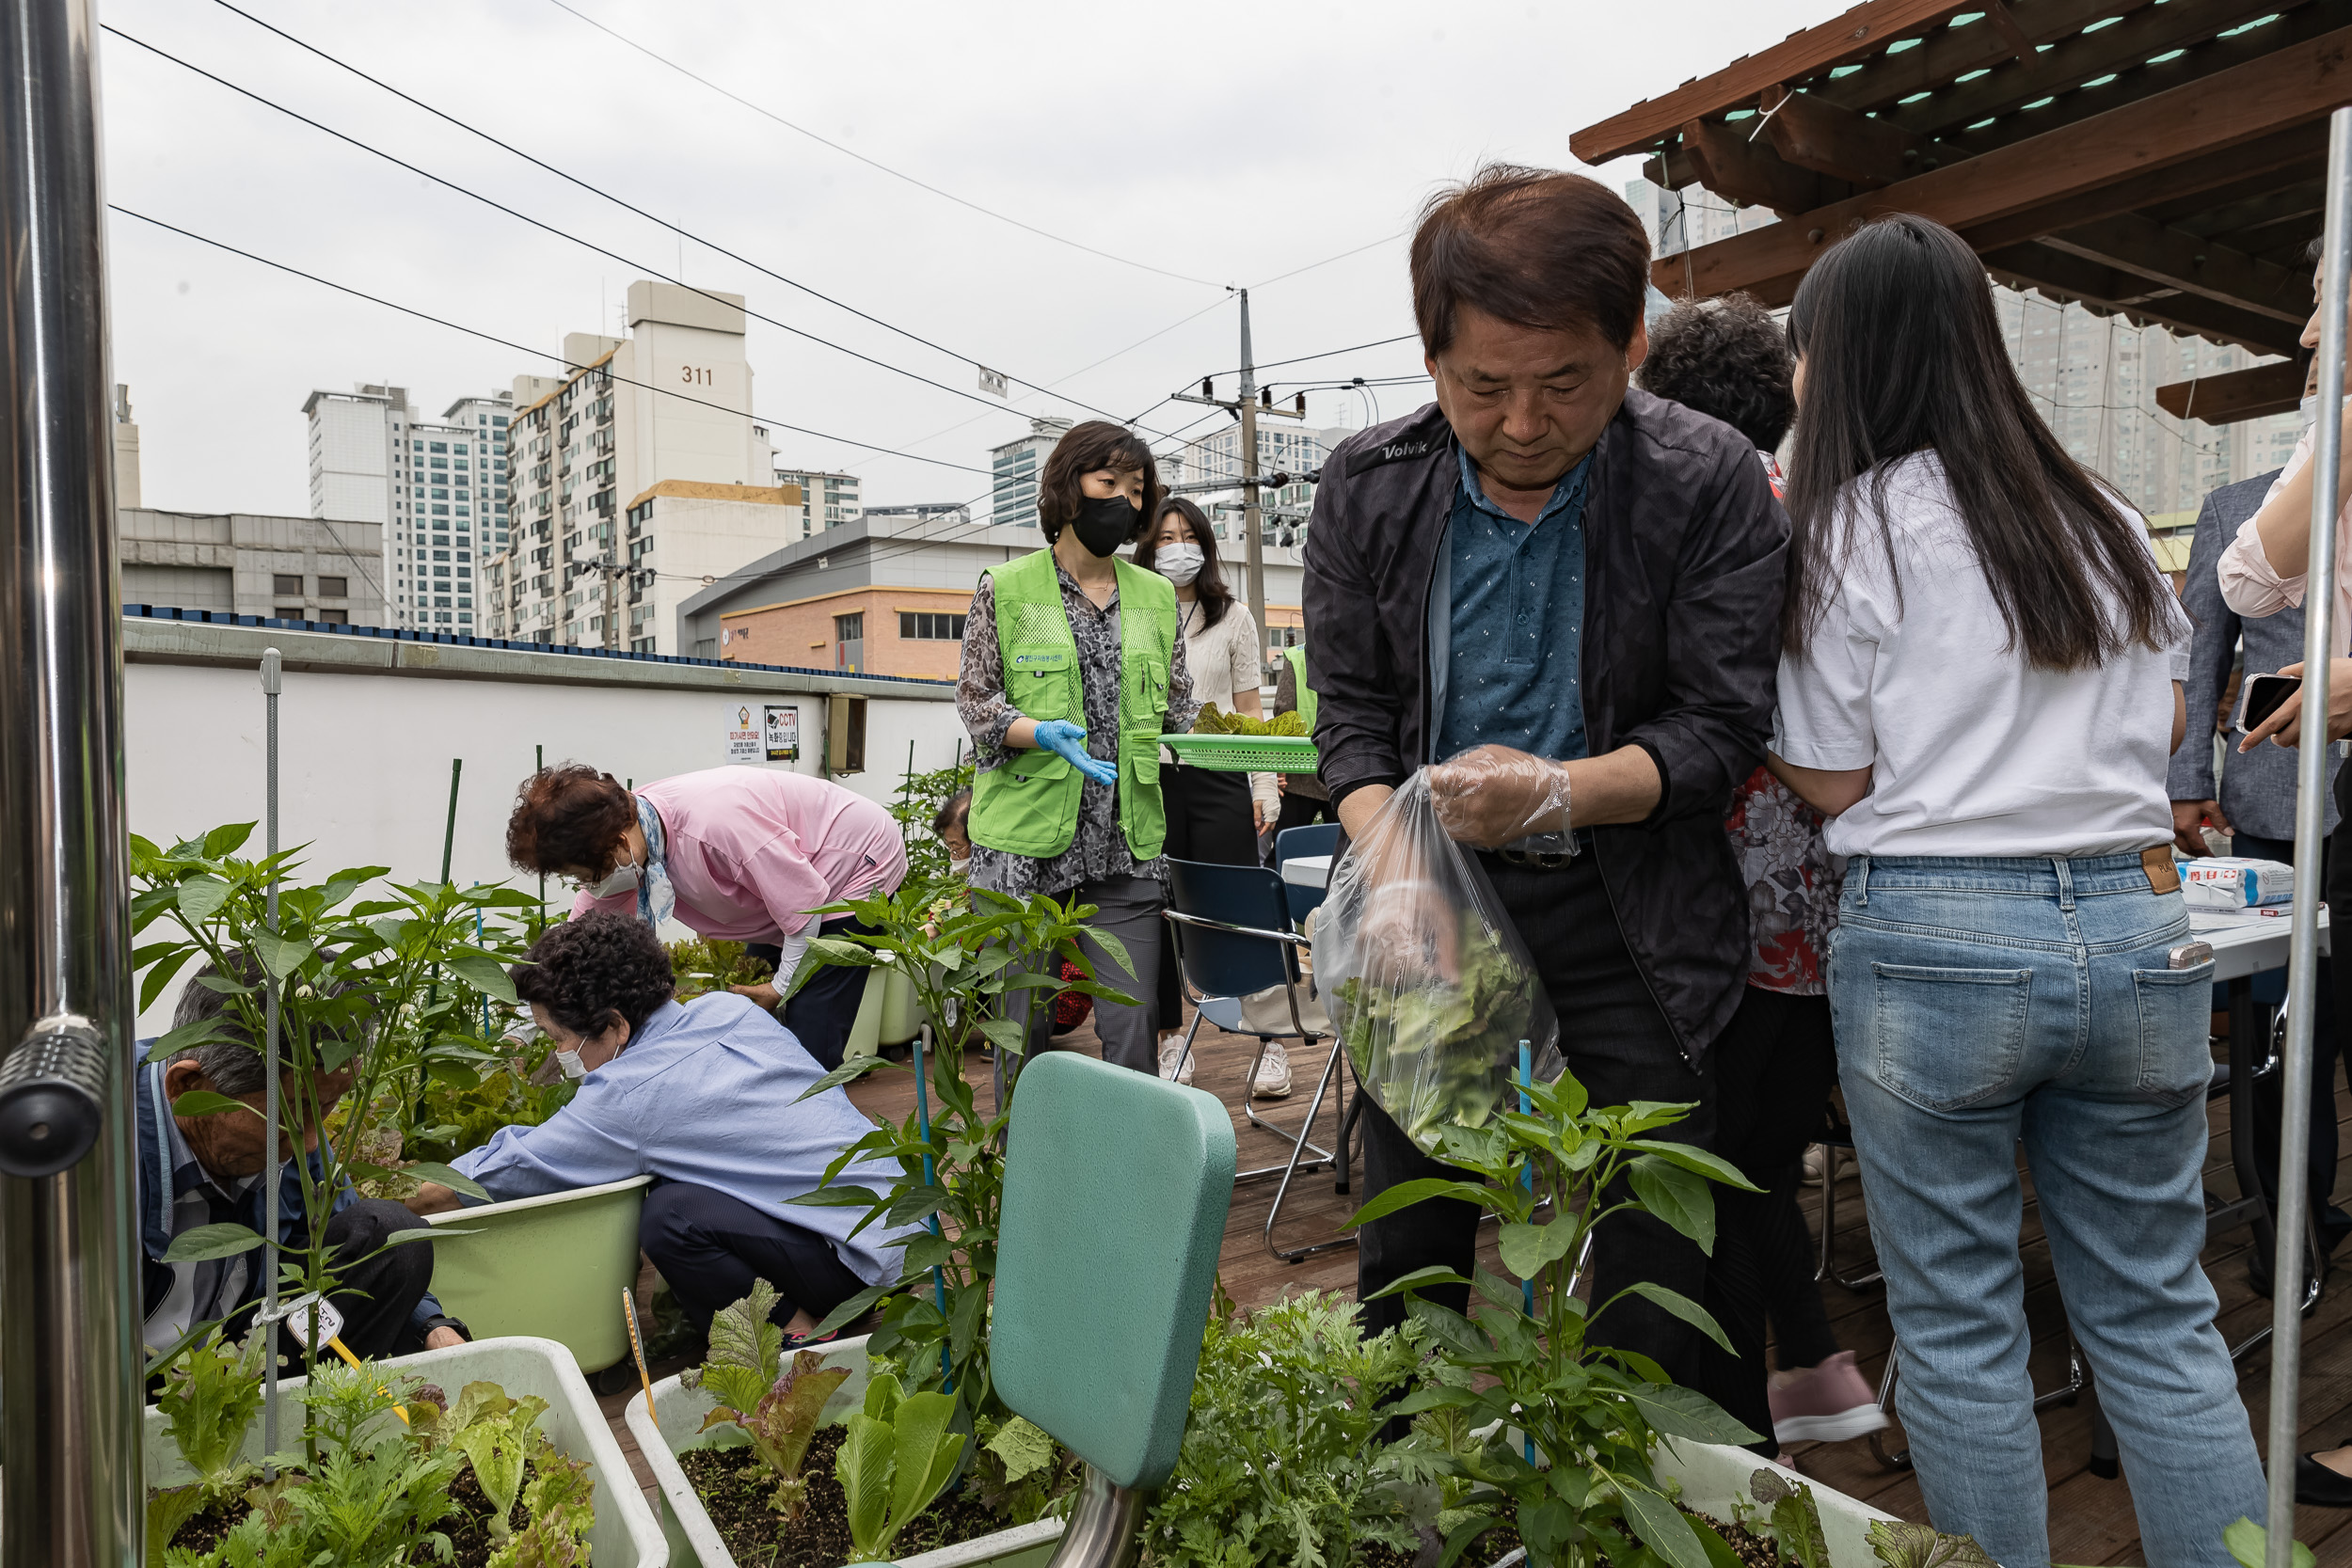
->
[1353, 1069, 1763, 1568]
[1139, 1290, 1427, 1567]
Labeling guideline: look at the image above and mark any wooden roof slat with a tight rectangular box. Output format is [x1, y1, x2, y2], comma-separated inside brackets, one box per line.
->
[1880, 0, 2300, 139]
[1815, 0, 2153, 113]
[1985, 241, 2304, 350]
[2035, 213, 2307, 322]
[1653, 29, 2351, 309]
[2153, 169, 2327, 236]
[1569, 0, 1968, 164]
[2154, 360, 2305, 422]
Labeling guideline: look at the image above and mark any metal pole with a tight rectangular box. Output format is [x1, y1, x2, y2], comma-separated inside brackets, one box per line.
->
[1238, 290, 1267, 673]
[439, 756, 462, 884]
[2265, 103, 2352, 1567]
[0, 0, 146, 1561]
[262, 648, 282, 1468]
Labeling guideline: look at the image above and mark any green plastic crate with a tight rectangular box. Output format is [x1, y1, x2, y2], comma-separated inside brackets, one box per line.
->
[1156, 733, 1318, 773]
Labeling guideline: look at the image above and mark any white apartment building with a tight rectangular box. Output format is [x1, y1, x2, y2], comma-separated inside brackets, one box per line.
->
[989, 416, 1073, 529]
[301, 383, 515, 632]
[114, 384, 141, 509]
[773, 467, 862, 540]
[491, 280, 780, 650]
[1623, 178, 2302, 521]
[1166, 422, 1353, 546]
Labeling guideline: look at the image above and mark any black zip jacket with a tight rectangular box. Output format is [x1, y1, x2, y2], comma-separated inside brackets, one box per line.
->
[1300, 389, 1789, 1062]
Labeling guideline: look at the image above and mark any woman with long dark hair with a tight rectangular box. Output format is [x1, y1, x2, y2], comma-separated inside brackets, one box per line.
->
[1769, 215, 2259, 1563]
[956, 420, 1195, 1073]
[1132, 497, 1289, 1094]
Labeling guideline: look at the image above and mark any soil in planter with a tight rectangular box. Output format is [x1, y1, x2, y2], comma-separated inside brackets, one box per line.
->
[1354, 1508, 1772, 1568]
[680, 1426, 1018, 1568]
[162, 1463, 541, 1568]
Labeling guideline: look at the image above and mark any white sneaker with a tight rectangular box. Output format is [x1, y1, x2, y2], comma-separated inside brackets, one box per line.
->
[1158, 1041, 1195, 1085]
[1252, 1042, 1294, 1099]
[1802, 1144, 1827, 1186]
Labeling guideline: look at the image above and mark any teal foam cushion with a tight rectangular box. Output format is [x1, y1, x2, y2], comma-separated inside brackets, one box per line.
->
[991, 1052, 1236, 1490]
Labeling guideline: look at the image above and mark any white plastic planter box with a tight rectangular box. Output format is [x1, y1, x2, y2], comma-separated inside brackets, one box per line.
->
[1655, 1438, 1901, 1564]
[624, 1333, 1063, 1568]
[144, 1334, 667, 1568]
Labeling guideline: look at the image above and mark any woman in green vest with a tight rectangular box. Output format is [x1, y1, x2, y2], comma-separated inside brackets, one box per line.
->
[954, 420, 1198, 1072]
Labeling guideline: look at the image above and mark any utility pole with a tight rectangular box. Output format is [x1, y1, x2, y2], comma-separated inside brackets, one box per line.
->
[1171, 288, 1306, 683]
[602, 523, 619, 651]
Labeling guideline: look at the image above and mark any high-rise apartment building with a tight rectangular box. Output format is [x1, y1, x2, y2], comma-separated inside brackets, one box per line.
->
[491, 280, 781, 650]
[989, 416, 1073, 529]
[1164, 423, 1354, 545]
[1623, 178, 2301, 521]
[302, 382, 515, 631]
[113, 384, 141, 509]
[773, 467, 862, 540]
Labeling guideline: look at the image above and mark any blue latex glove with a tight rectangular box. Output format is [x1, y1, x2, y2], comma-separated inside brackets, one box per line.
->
[1032, 719, 1120, 788]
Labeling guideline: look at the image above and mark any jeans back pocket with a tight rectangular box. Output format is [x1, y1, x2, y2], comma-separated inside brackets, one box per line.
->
[2132, 961, 2217, 1107]
[1870, 961, 2034, 1113]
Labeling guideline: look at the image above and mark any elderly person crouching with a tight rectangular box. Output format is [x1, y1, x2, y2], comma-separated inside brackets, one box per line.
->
[140, 961, 466, 1367]
[407, 912, 910, 1344]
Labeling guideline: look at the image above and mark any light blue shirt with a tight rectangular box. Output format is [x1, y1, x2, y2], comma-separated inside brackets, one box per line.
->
[453, 993, 911, 1288]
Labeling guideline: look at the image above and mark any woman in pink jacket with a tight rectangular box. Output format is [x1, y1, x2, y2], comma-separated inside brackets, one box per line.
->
[505, 764, 906, 1069]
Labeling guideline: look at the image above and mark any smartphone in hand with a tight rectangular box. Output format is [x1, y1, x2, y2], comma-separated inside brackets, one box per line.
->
[2237, 672, 2302, 732]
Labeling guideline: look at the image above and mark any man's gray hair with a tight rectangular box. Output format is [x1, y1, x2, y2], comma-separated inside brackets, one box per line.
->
[167, 955, 276, 1097]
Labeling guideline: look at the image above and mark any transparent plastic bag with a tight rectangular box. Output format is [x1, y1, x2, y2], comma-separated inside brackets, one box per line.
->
[1320, 768, 1562, 1154]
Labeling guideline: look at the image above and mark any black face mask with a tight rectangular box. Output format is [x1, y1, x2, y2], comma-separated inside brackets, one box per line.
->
[1069, 494, 1141, 558]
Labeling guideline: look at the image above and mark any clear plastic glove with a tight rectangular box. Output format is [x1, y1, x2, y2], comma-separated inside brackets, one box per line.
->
[1330, 779, 1461, 984]
[1032, 719, 1120, 787]
[1426, 744, 1576, 852]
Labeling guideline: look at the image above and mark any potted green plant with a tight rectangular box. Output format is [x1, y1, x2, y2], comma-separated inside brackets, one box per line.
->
[142, 1330, 664, 1566]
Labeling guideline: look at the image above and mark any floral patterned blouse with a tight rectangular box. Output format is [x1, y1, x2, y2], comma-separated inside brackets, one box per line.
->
[957, 562, 1198, 897]
[1724, 764, 1843, 995]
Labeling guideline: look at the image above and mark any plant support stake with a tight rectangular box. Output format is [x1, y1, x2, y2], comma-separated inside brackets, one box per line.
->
[262, 646, 283, 1470]
[2266, 103, 2352, 1568]
[439, 756, 463, 884]
[914, 1025, 950, 1392]
[1518, 1037, 1534, 1468]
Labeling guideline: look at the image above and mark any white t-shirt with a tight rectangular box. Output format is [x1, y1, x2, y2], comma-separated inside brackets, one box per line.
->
[1178, 596, 1277, 809]
[1772, 452, 2188, 860]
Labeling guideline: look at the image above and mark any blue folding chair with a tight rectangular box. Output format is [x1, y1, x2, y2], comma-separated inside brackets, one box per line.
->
[1161, 857, 1357, 1262]
[1273, 821, 1341, 926]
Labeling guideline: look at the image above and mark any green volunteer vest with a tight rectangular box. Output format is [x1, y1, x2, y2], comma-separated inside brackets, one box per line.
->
[1286, 644, 1317, 731]
[970, 549, 1176, 862]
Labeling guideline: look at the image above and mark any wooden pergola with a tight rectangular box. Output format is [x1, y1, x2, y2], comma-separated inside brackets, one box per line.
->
[1570, 0, 2352, 422]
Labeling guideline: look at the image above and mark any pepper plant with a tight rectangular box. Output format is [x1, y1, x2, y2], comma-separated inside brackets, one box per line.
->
[129, 823, 538, 1381]
[1350, 1068, 1764, 1568]
[784, 879, 1136, 1433]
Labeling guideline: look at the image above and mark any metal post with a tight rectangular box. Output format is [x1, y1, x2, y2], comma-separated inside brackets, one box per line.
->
[439, 756, 462, 884]
[2265, 103, 2352, 1568]
[262, 648, 283, 1467]
[1237, 290, 1266, 666]
[0, 0, 146, 1562]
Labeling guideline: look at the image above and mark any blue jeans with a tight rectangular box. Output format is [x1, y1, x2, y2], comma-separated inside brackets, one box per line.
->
[1829, 853, 2264, 1568]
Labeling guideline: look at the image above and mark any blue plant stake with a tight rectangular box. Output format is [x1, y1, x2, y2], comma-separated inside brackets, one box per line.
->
[476, 909, 489, 1037]
[1518, 1037, 1535, 1467]
[914, 1027, 951, 1392]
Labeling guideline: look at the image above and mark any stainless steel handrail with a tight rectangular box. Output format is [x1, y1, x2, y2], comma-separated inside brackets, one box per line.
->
[2265, 103, 2352, 1568]
[0, 0, 146, 1562]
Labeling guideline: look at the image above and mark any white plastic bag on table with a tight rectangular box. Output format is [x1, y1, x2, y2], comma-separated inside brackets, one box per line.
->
[1320, 768, 1561, 1154]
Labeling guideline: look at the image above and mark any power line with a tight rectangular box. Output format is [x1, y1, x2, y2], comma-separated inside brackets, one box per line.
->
[110, 205, 993, 476]
[196, 0, 1197, 436]
[540, 0, 1223, 292]
[1208, 332, 1419, 378]
[1251, 231, 1405, 290]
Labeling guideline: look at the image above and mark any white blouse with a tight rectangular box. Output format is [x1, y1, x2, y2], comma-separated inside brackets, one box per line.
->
[1177, 597, 1277, 810]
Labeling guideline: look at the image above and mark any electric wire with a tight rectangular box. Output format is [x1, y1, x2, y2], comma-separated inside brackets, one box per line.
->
[192, 1, 1204, 436]
[110, 204, 994, 476]
[540, 0, 1224, 291]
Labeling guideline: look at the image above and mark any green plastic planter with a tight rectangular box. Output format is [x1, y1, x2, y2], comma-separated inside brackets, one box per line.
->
[143, 1335, 667, 1567]
[424, 1173, 652, 1371]
[624, 1333, 1064, 1568]
[845, 961, 927, 1062]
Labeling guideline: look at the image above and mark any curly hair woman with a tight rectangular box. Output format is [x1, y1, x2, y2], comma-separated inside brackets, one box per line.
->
[405, 912, 914, 1345]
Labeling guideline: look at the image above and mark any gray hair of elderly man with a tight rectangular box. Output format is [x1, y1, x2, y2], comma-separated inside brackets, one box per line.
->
[167, 952, 359, 1099]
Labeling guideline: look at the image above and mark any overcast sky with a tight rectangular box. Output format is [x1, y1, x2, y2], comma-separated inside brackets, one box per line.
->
[100, 0, 1819, 516]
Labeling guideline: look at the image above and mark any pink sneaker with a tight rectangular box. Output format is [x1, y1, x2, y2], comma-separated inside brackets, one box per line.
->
[1769, 1351, 1890, 1444]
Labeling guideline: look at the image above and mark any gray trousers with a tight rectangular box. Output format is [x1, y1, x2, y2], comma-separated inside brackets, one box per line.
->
[1020, 873, 1163, 1074]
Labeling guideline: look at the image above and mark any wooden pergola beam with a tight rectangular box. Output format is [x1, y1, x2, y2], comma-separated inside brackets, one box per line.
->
[1652, 27, 2352, 304]
[1679, 119, 1839, 214]
[1819, 0, 2153, 114]
[2035, 214, 2308, 323]
[1764, 90, 1941, 185]
[1983, 242, 2307, 354]
[1570, 0, 1966, 164]
[2154, 360, 2306, 423]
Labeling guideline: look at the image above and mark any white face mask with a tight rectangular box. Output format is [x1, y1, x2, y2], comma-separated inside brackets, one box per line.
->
[585, 859, 642, 899]
[1156, 543, 1205, 587]
[553, 1047, 588, 1081]
[949, 856, 971, 877]
[2304, 393, 2323, 429]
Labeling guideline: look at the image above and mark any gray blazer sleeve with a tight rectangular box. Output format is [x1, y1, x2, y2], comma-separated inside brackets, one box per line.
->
[2166, 492, 2235, 803]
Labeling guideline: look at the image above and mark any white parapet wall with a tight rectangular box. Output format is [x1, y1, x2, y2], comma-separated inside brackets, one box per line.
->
[124, 615, 962, 1028]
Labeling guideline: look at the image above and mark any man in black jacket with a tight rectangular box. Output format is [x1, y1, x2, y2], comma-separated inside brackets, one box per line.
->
[1304, 165, 1786, 1387]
